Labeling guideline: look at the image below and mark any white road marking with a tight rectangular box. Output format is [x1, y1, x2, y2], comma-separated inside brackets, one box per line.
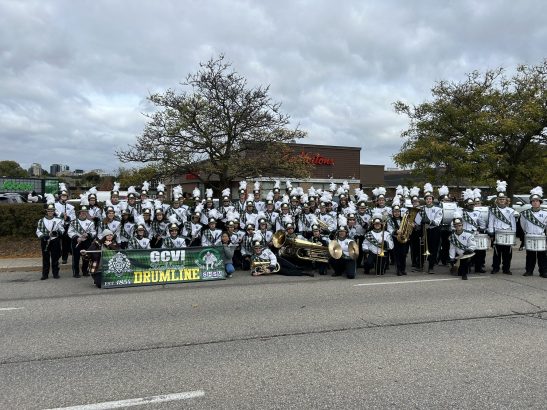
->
[0, 307, 24, 311]
[354, 277, 490, 286]
[45, 390, 205, 410]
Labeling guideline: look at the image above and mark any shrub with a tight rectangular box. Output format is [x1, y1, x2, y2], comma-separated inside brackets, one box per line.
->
[0, 203, 45, 237]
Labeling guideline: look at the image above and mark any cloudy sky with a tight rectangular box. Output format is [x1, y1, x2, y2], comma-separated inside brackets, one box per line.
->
[1, 0, 546, 174]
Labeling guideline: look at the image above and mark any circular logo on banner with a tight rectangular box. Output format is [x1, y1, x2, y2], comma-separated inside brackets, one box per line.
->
[108, 252, 132, 277]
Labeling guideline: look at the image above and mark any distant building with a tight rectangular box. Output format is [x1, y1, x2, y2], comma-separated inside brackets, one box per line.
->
[50, 164, 70, 176]
[28, 163, 43, 177]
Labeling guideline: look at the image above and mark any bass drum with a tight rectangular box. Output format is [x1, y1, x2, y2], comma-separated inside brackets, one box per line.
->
[441, 202, 458, 225]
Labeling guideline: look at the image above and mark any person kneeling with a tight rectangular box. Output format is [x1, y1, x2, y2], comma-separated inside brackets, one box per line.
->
[84, 229, 119, 288]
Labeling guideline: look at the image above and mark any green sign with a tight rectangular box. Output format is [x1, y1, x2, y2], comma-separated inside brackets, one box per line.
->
[45, 179, 59, 194]
[0, 180, 34, 192]
[101, 247, 225, 288]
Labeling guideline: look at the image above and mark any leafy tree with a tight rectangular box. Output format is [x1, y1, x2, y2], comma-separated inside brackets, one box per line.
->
[117, 166, 160, 188]
[0, 160, 28, 177]
[117, 55, 312, 193]
[393, 61, 547, 197]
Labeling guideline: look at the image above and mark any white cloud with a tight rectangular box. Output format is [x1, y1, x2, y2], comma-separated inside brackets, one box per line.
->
[0, 0, 546, 172]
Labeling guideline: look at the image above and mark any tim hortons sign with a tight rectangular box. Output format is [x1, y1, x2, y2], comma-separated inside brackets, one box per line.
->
[298, 151, 335, 166]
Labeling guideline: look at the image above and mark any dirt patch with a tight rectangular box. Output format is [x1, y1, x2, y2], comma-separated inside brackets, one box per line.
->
[0, 237, 41, 258]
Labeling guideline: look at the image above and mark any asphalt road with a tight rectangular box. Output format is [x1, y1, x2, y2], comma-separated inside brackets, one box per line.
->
[0, 249, 545, 409]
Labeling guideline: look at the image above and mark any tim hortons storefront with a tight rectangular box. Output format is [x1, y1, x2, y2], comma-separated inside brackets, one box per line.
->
[170, 143, 362, 199]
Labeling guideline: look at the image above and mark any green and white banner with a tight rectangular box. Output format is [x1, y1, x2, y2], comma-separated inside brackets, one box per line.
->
[101, 247, 225, 289]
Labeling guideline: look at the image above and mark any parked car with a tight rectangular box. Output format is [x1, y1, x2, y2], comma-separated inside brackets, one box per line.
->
[0, 193, 27, 204]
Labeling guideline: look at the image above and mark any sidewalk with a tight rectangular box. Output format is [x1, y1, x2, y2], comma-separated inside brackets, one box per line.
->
[0, 257, 42, 272]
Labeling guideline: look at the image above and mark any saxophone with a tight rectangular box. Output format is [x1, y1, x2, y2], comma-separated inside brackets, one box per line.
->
[396, 207, 420, 243]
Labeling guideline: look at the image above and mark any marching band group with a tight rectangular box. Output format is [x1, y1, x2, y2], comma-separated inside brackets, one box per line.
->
[36, 179, 547, 286]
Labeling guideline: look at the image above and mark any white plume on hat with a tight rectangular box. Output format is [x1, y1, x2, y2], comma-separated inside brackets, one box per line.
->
[168, 214, 179, 224]
[154, 199, 163, 210]
[194, 203, 203, 214]
[225, 209, 236, 222]
[205, 188, 213, 199]
[208, 208, 222, 220]
[254, 181, 260, 191]
[336, 186, 346, 196]
[142, 200, 154, 210]
[463, 189, 474, 201]
[141, 181, 150, 191]
[127, 186, 137, 195]
[79, 194, 89, 206]
[274, 180, 280, 189]
[410, 186, 420, 197]
[281, 194, 290, 204]
[392, 196, 401, 207]
[192, 187, 200, 198]
[266, 191, 274, 200]
[342, 180, 350, 191]
[403, 186, 410, 197]
[221, 188, 230, 198]
[372, 187, 386, 198]
[45, 193, 55, 205]
[156, 183, 165, 193]
[424, 183, 433, 194]
[239, 181, 247, 191]
[252, 232, 263, 243]
[112, 182, 120, 192]
[320, 192, 332, 203]
[308, 186, 317, 197]
[530, 186, 543, 198]
[345, 201, 356, 215]
[354, 188, 363, 197]
[285, 180, 292, 189]
[173, 185, 183, 199]
[59, 182, 67, 192]
[301, 193, 309, 204]
[338, 214, 348, 227]
[357, 192, 369, 202]
[296, 187, 304, 196]
[282, 214, 293, 225]
[289, 187, 298, 197]
[88, 186, 98, 195]
[396, 185, 404, 196]
[135, 215, 145, 227]
[309, 214, 319, 226]
[496, 180, 507, 193]
[246, 193, 254, 202]
[329, 181, 337, 192]
[438, 185, 449, 196]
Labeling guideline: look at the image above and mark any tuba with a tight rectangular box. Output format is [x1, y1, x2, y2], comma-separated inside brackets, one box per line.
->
[396, 207, 420, 243]
[251, 260, 281, 274]
[273, 230, 340, 262]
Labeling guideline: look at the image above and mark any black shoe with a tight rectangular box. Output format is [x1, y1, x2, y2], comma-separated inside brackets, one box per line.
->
[53, 275, 60, 279]
[503, 271, 512, 275]
[402, 271, 407, 275]
[304, 272, 315, 277]
[73, 274, 81, 278]
[491, 270, 499, 274]
[427, 267, 434, 274]
[61, 260, 67, 264]
[475, 268, 486, 273]
[462, 275, 468, 280]
[82, 272, 90, 277]
[40, 276, 48, 280]
[331, 272, 342, 277]
[523, 272, 533, 276]
[397, 271, 402, 276]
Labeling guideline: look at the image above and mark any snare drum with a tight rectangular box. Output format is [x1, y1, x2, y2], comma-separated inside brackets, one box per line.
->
[524, 234, 546, 251]
[494, 230, 516, 246]
[441, 202, 458, 225]
[474, 233, 489, 250]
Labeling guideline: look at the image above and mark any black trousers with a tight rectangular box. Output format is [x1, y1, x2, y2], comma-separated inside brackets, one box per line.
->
[492, 244, 512, 273]
[329, 257, 356, 279]
[410, 229, 422, 268]
[71, 237, 92, 276]
[364, 253, 389, 275]
[525, 250, 546, 275]
[278, 256, 310, 276]
[474, 250, 486, 270]
[393, 238, 408, 274]
[439, 228, 451, 265]
[60, 230, 71, 261]
[41, 238, 61, 278]
[422, 227, 441, 269]
[457, 257, 471, 278]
